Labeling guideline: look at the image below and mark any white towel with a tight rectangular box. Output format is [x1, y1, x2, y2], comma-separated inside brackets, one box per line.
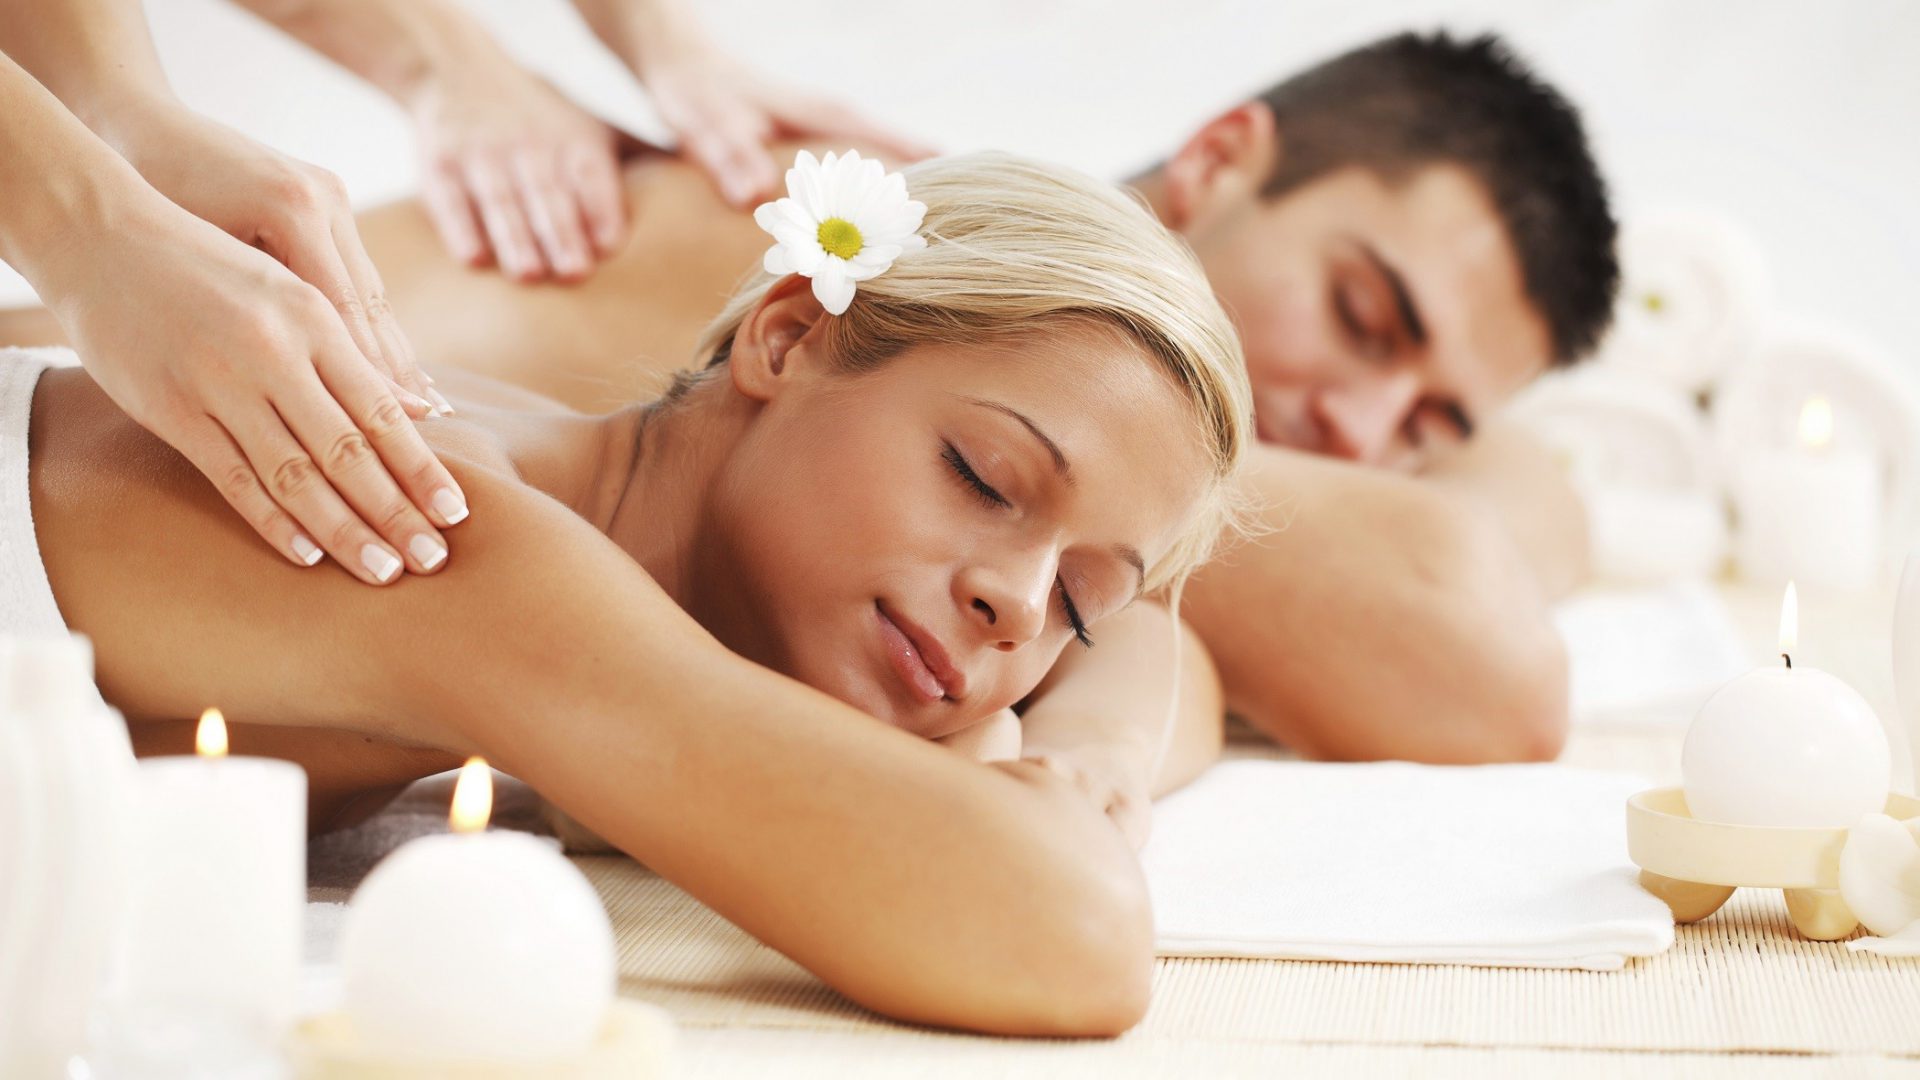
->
[1508, 366, 1727, 582]
[1554, 581, 1754, 726]
[1142, 761, 1674, 971]
[1596, 209, 1770, 395]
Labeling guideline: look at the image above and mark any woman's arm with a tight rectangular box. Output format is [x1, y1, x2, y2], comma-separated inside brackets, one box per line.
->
[1017, 601, 1226, 847]
[31, 392, 1152, 1036]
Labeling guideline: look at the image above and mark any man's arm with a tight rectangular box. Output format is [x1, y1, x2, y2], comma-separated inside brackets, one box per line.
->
[1181, 429, 1582, 764]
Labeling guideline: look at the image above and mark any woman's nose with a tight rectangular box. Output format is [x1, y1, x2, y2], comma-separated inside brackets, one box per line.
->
[956, 558, 1053, 651]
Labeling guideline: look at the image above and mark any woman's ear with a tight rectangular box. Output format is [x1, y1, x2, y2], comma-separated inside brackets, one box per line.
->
[1162, 101, 1282, 234]
[729, 275, 830, 403]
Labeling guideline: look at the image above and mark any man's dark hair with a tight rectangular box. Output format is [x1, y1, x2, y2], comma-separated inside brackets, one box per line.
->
[1256, 31, 1618, 365]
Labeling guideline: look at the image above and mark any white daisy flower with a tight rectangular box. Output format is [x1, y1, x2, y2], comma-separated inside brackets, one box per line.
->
[753, 150, 927, 315]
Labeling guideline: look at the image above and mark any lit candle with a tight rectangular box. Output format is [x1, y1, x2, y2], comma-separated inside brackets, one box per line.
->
[1681, 584, 1892, 826]
[97, 708, 306, 1066]
[339, 758, 617, 1064]
[1734, 396, 1883, 590]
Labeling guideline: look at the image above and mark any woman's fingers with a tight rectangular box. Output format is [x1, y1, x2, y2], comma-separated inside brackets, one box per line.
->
[512, 151, 593, 280]
[329, 210, 430, 400]
[562, 140, 628, 256]
[463, 156, 546, 281]
[274, 337, 468, 581]
[682, 117, 777, 208]
[174, 414, 326, 569]
[421, 160, 489, 267]
[771, 96, 937, 163]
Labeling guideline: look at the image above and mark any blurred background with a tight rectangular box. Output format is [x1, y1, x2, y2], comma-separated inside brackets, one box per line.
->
[2, 0, 1915, 359]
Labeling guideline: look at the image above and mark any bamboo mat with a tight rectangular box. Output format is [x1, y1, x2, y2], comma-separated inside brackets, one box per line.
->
[304, 582, 1920, 1074]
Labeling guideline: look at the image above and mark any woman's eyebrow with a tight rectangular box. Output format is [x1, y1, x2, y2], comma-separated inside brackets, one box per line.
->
[963, 396, 1144, 596]
[965, 397, 1073, 486]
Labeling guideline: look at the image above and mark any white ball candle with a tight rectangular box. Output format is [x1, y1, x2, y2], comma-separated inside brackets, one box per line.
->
[341, 758, 617, 1064]
[1682, 583, 1891, 826]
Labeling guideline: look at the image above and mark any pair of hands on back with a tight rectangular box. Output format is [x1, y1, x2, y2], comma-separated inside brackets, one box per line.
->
[405, 27, 932, 281]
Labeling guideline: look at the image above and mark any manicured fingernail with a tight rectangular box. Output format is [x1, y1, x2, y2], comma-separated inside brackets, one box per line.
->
[361, 544, 403, 583]
[426, 387, 455, 416]
[432, 487, 469, 526]
[291, 534, 324, 566]
[409, 534, 447, 571]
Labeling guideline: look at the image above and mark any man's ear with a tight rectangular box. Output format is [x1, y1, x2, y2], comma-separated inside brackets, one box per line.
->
[729, 276, 830, 403]
[1162, 102, 1281, 234]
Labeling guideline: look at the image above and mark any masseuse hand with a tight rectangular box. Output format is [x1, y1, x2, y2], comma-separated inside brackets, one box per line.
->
[407, 51, 629, 283]
[68, 101, 467, 584]
[640, 39, 936, 210]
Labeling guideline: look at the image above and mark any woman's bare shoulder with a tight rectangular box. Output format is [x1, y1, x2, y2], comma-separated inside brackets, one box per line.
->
[26, 368, 680, 747]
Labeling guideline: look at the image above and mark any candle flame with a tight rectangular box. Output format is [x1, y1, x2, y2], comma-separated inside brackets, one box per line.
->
[450, 756, 492, 834]
[1779, 581, 1799, 657]
[1798, 397, 1834, 450]
[195, 708, 228, 758]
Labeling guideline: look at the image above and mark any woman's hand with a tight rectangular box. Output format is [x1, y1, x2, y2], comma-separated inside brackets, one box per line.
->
[38, 101, 469, 584]
[642, 44, 936, 209]
[1024, 742, 1155, 850]
[406, 59, 629, 282]
[101, 101, 435, 407]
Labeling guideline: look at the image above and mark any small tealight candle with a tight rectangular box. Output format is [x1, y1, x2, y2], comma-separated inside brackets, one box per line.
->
[340, 758, 617, 1064]
[1682, 583, 1892, 826]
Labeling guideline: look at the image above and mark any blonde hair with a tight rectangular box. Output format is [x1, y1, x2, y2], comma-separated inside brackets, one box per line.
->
[690, 151, 1255, 594]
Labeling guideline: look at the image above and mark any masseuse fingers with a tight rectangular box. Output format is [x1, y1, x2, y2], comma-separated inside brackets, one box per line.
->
[176, 414, 327, 569]
[680, 111, 776, 208]
[769, 94, 938, 164]
[328, 211, 431, 402]
[219, 398, 408, 584]
[285, 339, 467, 581]
[562, 140, 627, 257]
[421, 159, 489, 268]
[464, 156, 546, 282]
[268, 173, 394, 385]
[512, 152, 593, 281]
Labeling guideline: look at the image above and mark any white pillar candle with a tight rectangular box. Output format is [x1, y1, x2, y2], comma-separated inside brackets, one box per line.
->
[96, 709, 305, 1068]
[340, 758, 616, 1064]
[1734, 397, 1883, 591]
[1681, 584, 1892, 826]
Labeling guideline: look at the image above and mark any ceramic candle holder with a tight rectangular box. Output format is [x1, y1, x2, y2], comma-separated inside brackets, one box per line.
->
[1626, 787, 1920, 939]
[287, 1000, 675, 1079]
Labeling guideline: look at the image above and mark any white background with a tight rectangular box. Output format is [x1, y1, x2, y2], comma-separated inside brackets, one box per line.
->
[5, 0, 1917, 371]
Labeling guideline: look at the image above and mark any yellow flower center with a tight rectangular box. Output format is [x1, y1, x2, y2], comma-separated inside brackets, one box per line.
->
[816, 218, 864, 260]
[1642, 290, 1666, 314]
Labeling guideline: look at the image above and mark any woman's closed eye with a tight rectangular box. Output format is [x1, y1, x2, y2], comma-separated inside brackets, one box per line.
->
[942, 442, 1094, 649]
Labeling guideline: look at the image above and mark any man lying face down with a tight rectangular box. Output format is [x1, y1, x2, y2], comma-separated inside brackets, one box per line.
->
[0, 31, 1619, 768]
[1132, 32, 1618, 472]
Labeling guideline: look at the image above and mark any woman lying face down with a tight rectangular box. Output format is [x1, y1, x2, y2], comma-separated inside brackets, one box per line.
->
[17, 152, 1251, 1035]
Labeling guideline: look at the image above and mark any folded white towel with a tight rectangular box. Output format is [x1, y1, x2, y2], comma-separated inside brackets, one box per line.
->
[1142, 761, 1674, 971]
[1554, 581, 1753, 725]
[1508, 366, 1727, 582]
[1597, 209, 1770, 395]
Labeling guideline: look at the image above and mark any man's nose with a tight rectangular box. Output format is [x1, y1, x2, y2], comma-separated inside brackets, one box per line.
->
[1311, 371, 1422, 463]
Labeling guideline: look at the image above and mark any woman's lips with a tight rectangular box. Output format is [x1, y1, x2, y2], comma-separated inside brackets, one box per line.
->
[874, 602, 963, 704]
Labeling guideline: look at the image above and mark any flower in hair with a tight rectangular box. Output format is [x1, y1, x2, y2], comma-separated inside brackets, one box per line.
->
[753, 150, 927, 315]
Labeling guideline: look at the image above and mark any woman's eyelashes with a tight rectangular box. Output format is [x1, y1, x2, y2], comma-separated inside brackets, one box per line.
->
[942, 442, 1010, 508]
[1058, 581, 1094, 648]
[941, 441, 1094, 649]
